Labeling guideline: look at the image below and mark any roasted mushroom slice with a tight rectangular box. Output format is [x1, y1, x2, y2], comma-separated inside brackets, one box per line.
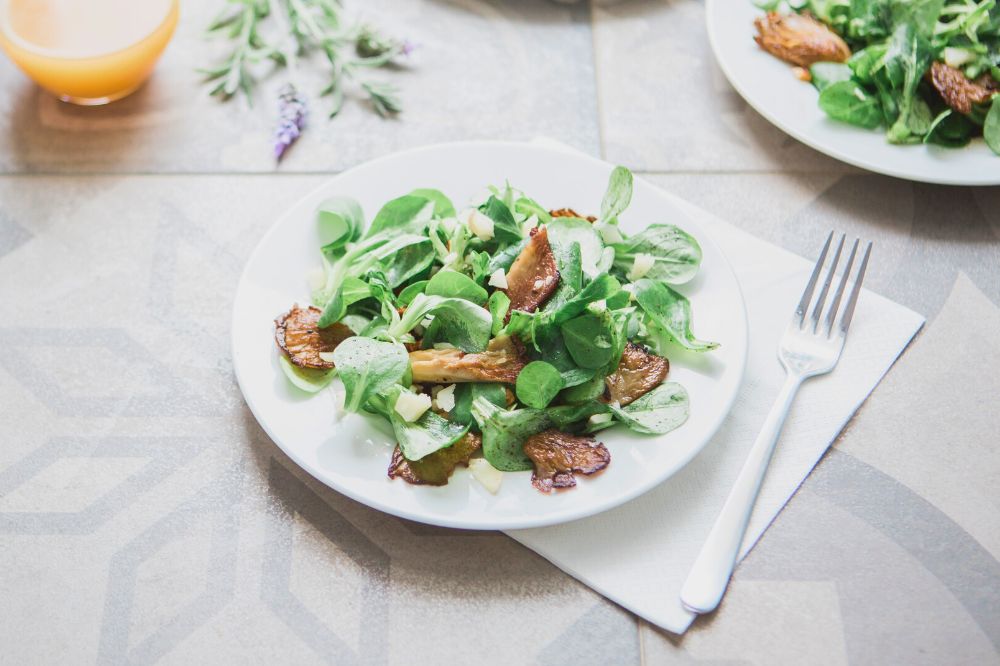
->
[409, 335, 526, 384]
[523, 430, 610, 493]
[753, 12, 850, 68]
[388, 433, 482, 486]
[549, 208, 597, 222]
[929, 61, 997, 115]
[604, 342, 669, 407]
[275, 304, 353, 370]
[503, 226, 560, 314]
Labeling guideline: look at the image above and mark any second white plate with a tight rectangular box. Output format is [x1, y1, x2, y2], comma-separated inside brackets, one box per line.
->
[707, 0, 1000, 186]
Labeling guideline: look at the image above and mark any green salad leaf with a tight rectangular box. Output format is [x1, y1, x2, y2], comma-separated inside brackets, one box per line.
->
[382, 386, 470, 461]
[611, 225, 702, 285]
[317, 197, 364, 255]
[471, 396, 548, 471]
[609, 382, 690, 434]
[633, 279, 719, 352]
[515, 361, 564, 409]
[332, 337, 410, 413]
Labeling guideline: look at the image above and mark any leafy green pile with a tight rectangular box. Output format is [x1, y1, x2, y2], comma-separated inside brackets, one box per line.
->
[760, 0, 1000, 153]
[277, 167, 718, 488]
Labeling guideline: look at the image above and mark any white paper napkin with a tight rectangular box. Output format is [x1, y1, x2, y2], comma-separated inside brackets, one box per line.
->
[505, 157, 925, 634]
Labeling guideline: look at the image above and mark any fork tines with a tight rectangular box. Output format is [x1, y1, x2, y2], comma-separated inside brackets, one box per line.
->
[794, 231, 872, 337]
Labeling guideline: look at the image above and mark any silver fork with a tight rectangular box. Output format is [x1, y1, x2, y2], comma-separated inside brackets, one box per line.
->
[680, 232, 872, 615]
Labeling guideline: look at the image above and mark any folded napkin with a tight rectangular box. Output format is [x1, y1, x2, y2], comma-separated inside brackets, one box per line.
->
[505, 146, 925, 634]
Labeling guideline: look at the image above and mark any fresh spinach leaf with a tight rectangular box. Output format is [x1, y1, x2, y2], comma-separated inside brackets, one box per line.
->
[515, 361, 564, 409]
[514, 196, 552, 225]
[611, 224, 702, 285]
[488, 290, 511, 336]
[560, 312, 616, 369]
[397, 280, 428, 306]
[382, 385, 470, 461]
[365, 195, 434, 239]
[318, 276, 372, 328]
[425, 269, 488, 305]
[486, 238, 528, 275]
[559, 373, 606, 404]
[317, 196, 364, 256]
[810, 62, 853, 91]
[818, 80, 884, 129]
[599, 166, 634, 223]
[452, 383, 506, 431]
[609, 382, 689, 434]
[543, 241, 583, 313]
[278, 356, 336, 393]
[925, 109, 974, 147]
[471, 397, 549, 471]
[633, 279, 719, 352]
[332, 337, 410, 413]
[392, 293, 492, 352]
[547, 217, 604, 280]
[409, 188, 456, 218]
[985, 96, 1000, 155]
[480, 196, 523, 245]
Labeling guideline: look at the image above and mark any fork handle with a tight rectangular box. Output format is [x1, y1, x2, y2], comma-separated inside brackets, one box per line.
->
[680, 374, 803, 614]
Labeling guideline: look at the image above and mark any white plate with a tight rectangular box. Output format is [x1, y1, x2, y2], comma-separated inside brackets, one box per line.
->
[706, 0, 1000, 186]
[232, 141, 748, 530]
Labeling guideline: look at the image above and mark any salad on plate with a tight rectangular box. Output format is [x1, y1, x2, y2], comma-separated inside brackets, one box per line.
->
[752, 0, 1000, 154]
[272, 168, 718, 494]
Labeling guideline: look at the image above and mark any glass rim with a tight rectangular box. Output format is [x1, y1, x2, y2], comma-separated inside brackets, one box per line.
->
[0, 0, 177, 61]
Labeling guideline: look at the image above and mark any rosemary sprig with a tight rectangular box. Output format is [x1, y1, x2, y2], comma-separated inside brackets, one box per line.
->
[203, 0, 410, 118]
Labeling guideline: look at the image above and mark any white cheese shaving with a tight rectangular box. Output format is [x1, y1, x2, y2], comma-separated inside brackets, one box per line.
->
[488, 268, 508, 289]
[318, 351, 337, 363]
[394, 391, 432, 422]
[533, 278, 544, 289]
[943, 47, 975, 68]
[462, 208, 495, 241]
[628, 253, 655, 281]
[598, 224, 624, 245]
[435, 384, 456, 412]
[468, 458, 503, 494]
[588, 413, 613, 428]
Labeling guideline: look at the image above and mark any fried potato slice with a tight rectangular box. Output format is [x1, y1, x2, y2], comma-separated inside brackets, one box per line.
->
[753, 12, 850, 68]
[523, 430, 610, 493]
[929, 61, 997, 115]
[274, 304, 353, 370]
[388, 433, 483, 486]
[409, 336, 526, 384]
[504, 226, 560, 314]
[604, 342, 670, 407]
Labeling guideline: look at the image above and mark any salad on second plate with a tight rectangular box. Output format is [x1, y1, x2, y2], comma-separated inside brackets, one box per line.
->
[273, 168, 718, 494]
[753, 0, 1000, 154]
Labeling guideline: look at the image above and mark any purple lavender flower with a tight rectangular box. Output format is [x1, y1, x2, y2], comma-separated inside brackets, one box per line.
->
[401, 40, 417, 57]
[273, 84, 307, 162]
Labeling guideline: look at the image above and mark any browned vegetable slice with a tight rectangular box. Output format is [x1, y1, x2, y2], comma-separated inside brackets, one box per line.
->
[388, 433, 482, 486]
[549, 208, 597, 222]
[753, 12, 850, 68]
[409, 335, 526, 384]
[503, 226, 560, 314]
[929, 61, 996, 115]
[604, 342, 669, 407]
[274, 305, 353, 370]
[523, 430, 610, 493]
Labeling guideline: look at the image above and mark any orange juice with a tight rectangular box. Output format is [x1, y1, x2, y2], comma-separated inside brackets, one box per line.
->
[0, 0, 178, 104]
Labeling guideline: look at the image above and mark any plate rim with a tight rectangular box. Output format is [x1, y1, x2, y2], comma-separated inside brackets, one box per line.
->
[231, 140, 749, 529]
[705, 0, 1000, 186]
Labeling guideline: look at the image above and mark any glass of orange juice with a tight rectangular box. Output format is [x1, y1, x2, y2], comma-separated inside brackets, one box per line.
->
[0, 0, 179, 105]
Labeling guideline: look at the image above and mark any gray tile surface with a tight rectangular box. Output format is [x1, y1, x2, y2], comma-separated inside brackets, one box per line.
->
[1, 0, 999, 663]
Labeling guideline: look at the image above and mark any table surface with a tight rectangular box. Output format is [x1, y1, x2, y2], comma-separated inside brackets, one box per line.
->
[1, 1, 998, 664]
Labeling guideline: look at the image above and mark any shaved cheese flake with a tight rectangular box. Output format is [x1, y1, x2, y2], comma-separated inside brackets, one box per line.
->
[588, 413, 613, 428]
[944, 47, 975, 68]
[628, 253, 655, 281]
[468, 458, 503, 494]
[318, 351, 337, 363]
[435, 384, 457, 412]
[466, 210, 495, 241]
[598, 224, 624, 245]
[488, 268, 508, 289]
[394, 391, 432, 422]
